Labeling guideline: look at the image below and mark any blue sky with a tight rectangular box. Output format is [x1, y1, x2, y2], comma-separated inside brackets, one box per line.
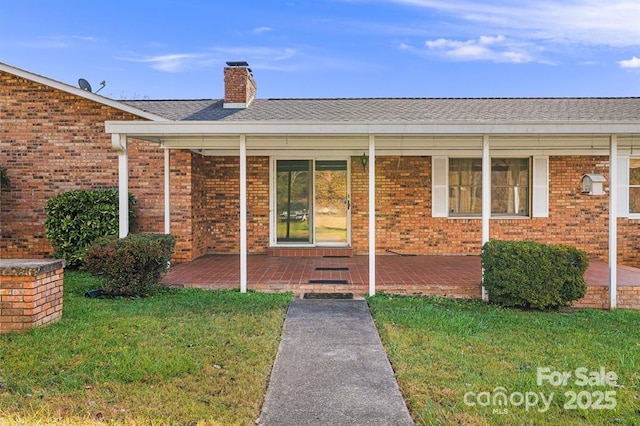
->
[2, 0, 640, 100]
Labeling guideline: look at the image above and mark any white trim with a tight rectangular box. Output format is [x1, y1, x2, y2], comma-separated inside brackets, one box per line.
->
[0, 62, 166, 121]
[164, 149, 171, 234]
[240, 135, 248, 293]
[113, 134, 129, 238]
[609, 136, 618, 309]
[481, 135, 490, 302]
[223, 102, 248, 109]
[105, 120, 640, 136]
[369, 135, 376, 297]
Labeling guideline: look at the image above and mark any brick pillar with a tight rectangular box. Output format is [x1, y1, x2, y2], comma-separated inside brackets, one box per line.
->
[0, 259, 65, 333]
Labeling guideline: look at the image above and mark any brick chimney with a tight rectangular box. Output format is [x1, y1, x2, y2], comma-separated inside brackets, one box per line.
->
[223, 61, 257, 109]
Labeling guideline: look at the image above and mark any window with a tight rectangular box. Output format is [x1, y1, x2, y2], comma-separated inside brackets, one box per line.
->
[491, 158, 530, 216]
[630, 158, 640, 214]
[446, 158, 530, 217]
[449, 159, 482, 216]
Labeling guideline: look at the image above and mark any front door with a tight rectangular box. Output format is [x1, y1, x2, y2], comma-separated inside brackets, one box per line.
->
[275, 159, 350, 246]
[314, 160, 349, 245]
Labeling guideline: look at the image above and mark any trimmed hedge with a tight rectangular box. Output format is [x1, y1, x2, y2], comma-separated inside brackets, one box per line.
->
[482, 240, 589, 310]
[44, 189, 136, 266]
[84, 233, 175, 297]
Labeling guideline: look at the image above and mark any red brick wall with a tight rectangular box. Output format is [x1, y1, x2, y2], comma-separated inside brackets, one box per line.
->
[573, 286, 609, 309]
[619, 219, 640, 266]
[168, 150, 194, 262]
[618, 286, 640, 309]
[352, 156, 483, 255]
[169, 155, 269, 258]
[350, 155, 640, 267]
[572, 286, 640, 310]
[0, 264, 64, 333]
[0, 71, 164, 258]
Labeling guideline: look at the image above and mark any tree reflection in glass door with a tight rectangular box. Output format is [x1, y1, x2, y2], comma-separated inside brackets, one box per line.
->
[276, 160, 311, 243]
[315, 160, 348, 244]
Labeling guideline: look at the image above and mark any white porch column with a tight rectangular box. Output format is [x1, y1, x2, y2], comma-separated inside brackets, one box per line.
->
[164, 148, 171, 235]
[112, 134, 129, 238]
[240, 135, 248, 293]
[481, 135, 491, 301]
[368, 135, 376, 296]
[609, 135, 618, 309]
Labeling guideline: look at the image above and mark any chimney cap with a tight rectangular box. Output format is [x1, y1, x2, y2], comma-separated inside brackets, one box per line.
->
[226, 61, 249, 67]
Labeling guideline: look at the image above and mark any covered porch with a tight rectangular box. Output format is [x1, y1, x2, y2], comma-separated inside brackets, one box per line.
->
[160, 254, 640, 309]
[106, 103, 640, 309]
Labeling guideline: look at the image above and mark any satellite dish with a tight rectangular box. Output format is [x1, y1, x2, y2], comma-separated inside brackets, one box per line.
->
[78, 78, 92, 92]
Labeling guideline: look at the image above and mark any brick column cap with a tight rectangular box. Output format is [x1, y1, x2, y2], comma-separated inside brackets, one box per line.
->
[0, 259, 65, 276]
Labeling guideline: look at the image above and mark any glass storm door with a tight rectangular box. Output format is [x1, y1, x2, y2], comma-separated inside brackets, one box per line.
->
[276, 160, 312, 243]
[275, 159, 349, 245]
[315, 160, 349, 245]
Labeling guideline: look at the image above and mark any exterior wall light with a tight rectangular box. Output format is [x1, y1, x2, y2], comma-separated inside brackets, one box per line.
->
[360, 152, 369, 169]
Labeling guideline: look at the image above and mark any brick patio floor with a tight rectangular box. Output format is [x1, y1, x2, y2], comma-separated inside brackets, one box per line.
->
[161, 254, 640, 297]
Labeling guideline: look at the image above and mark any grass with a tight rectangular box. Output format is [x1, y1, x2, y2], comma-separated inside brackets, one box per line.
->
[0, 271, 291, 425]
[368, 295, 640, 426]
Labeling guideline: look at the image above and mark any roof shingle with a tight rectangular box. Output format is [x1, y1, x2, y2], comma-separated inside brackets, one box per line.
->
[122, 97, 640, 123]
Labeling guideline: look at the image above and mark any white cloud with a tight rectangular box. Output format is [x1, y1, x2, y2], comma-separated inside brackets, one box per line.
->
[389, 0, 640, 47]
[618, 56, 640, 69]
[211, 46, 297, 62]
[479, 35, 504, 45]
[17, 35, 97, 49]
[253, 26, 273, 35]
[122, 53, 209, 72]
[425, 35, 533, 63]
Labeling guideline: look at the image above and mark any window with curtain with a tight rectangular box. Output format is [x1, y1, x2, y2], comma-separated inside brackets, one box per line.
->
[630, 158, 640, 214]
[449, 158, 482, 216]
[448, 158, 530, 216]
[491, 158, 530, 216]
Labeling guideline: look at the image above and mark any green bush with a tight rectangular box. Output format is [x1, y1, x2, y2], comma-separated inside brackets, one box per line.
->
[482, 240, 589, 310]
[44, 189, 136, 266]
[84, 233, 175, 297]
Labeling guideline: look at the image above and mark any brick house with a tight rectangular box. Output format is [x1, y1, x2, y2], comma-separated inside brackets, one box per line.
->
[2, 61, 640, 306]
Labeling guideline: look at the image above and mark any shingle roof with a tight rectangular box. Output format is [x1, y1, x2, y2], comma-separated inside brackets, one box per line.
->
[122, 97, 640, 123]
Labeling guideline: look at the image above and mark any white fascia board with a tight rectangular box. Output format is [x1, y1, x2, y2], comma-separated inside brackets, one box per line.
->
[0, 62, 167, 122]
[105, 120, 640, 136]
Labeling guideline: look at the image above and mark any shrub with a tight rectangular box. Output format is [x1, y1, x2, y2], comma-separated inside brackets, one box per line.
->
[44, 189, 136, 266]
[482, 240, 589, 310]
[85, 233, 175, 297]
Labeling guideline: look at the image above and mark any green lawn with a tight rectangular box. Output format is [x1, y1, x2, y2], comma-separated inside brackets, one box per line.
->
[0, 271, 291, 425]
[3, 274, 639, 425]
[368, 295, 640, 425]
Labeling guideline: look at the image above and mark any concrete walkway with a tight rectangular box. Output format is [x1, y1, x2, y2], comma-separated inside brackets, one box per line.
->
[259, 299, 414, 425]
